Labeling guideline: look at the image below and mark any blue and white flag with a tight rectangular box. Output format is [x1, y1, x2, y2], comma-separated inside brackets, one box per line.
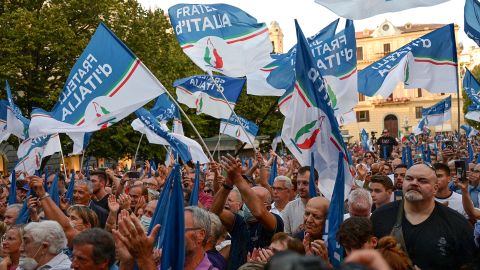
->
[219, 115, 258, 145]
[468, 142, 475, 163]
[14, 134, 61, 175]
[5, 81, 29, 140]
[175, 75, 244, 119]
[461, 124, 479, 137]
[360, 128, 370, 152]
[150, 93, 184, 135]
[189, 162, 200, 206]
[415, 96, 451, 134]
[70, 132, 93, 155]
[463, 68, 480, 122]
[280, 20, 353, 200]
[48, 173, 60, 206]
[314, 0, 450, 20]
[465, 0, 480, 47]
[327, 152, 345, 267]
[271, 132, 282, 152]
[271, 20, 358, 116]
[168, 4, 272, 77]
[414, 117, 429, 135]
[359, 24, 457, 97]
[268, 156, 278, 186]
[28, 23, 165, 141]
[0, 100, 11, 143]
[133, 108, 209, 164]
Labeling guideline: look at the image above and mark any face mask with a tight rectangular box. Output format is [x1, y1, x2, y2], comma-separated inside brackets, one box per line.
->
[140, 215, 152, 231]
[19, 244, 42, 270]
[148, 189, 159, 200]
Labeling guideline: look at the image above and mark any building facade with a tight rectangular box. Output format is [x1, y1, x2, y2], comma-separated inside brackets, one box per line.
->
[342, 20, 464, 142]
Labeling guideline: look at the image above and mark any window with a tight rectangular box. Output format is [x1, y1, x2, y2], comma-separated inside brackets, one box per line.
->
[383, 43, 391, 56]
[356, 110, 370, 122]
[359, 93, 365, 102]
[415, 107, 423, 119]
[356, 47, 364, 61]
[416, 88, 423, 98]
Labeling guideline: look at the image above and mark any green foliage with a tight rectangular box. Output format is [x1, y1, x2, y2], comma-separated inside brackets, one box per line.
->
[0, 0, 282, 160]
[463, 64, 480, 130]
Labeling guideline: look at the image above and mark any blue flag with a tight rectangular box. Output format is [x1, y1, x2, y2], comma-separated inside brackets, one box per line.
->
[464, 68, 480, 121]
[0, 100, 10, 142]
[135, 108, 192, 163]
[16, 190, 31, 224]
[358, 24, 458, 97]
[268, 156, 278, 186]
[174, 75, 245, 119]
[150, 93, 181, 122]
[360, 129, 369, 152]
[248, 158, 253, 169]
[468, 142, 475, 163]
[48, 173, 60, 206]
[461, 124, 479, 137]
[414, 96, 452, 133]
[327, 152, 345, 267]
[5, 81, 30, 140]
[308, 153, 317, 198]
[189, 162, 200, 206]
[8, 170, 17, 205]
[66, 171, 75, 203]
[465, 0, 480, 47]
[220, 114, 259, 145]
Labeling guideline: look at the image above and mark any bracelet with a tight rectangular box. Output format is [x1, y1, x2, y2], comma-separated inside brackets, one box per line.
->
[222, 183, 234, 190]
[39, 193, 50, 201]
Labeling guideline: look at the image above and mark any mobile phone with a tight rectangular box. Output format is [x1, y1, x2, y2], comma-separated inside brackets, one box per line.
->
[445, 140, 454, 150]
[454, 160, 467, 182]
[126, 171, 140, 179]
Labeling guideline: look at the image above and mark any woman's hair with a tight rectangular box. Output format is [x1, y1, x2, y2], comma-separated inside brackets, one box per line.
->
[67, 205, 99, 228]
[376, 236, 413, 270]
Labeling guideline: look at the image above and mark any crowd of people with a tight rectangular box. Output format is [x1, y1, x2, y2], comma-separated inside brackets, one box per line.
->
[0, 128, 478, 270]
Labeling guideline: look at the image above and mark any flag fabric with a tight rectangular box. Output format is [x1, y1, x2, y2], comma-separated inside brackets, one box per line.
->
[271, 132, 282, 152]
[268, 157, 278, 186]
[314, 0, 450, 20]
[5, 81, 30, 140]
[175, 75, 244, 119]
[66, 171, 75, 203]
[28, 23, 165, 141]
[327, 152, 345, 267]
[465, 0, 480, 47]
[281, 20, 353, 200]
[150, 93, 185, 136]
[8, 170, 16, 205]
[308, 153, 317, 198]
[189, 162, 201, 206]
[219, 115, 258, 145]
[358, 24, 457, 97]
[48, 173, 60, 206]
[168, 4, 272, 77]
[15, 134, 61, 176]
[245, 54, 289, 97]
[15, 190, 31, 224]
[70, 132, 93, 155]
[421, 96, 452, 126]
[273, 20, 358, 116]
[461, 124, 479, 137]
[360, 129, 370, 152]
[134, 108, 209, 164]
[336, 109, 356, 126]
[468, 142, 475, 163]
[0, 100, 11, 143]
[464, 69, 480, 122]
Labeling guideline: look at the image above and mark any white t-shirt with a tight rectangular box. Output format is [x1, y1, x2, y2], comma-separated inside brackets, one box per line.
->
[435, 192, 468, 219]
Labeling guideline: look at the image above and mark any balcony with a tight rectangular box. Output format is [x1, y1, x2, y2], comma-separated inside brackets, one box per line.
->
[371, 97, 411, 106]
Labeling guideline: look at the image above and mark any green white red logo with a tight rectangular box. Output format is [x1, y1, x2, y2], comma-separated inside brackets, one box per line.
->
[204, 38, 223, 69]
[293, 116, 325, 151]
[93, 102, 116, 129]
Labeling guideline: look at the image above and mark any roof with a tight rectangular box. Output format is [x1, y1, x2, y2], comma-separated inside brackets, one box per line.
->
[356, 23, 446, 39]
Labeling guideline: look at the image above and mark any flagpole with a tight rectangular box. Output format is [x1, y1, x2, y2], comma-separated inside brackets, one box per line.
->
[133, 134, 144, 168]
[207, 74, 258, 152]
[212, 124, 228, 157]
[141, 66, 214, 161]
[80, 152, 85, 174]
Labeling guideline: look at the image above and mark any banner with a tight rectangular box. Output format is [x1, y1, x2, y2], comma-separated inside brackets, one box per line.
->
[465, 0, 480, 46]
[168, 4, 272, 77]
[314, 0, 449, 20]
[358, 24, 457, 97]
[281, 20, 353, 200]
[174, 75, 244, 119]
[463, 69, 480, 122]
[219, 115, 258, 145]
[461, 124, 479, 137]
[416, 96, 452, 132]
[29, 23, 165, 141]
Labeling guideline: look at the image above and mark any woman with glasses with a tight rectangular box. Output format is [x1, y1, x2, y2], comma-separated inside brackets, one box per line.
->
[0, 225, 24, 270]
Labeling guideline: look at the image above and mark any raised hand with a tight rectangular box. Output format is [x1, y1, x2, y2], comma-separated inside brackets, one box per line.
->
[108, 194, 120, 213]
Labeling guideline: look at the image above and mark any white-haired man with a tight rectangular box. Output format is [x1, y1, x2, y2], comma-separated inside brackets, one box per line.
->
[271, 176, 293, 215]
[346, 188, 372, 218]
[21, 220, 71, 270]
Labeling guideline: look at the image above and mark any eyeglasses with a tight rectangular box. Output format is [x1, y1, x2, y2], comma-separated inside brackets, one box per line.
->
[365, 155, 373, 158]
[272, 187, 288, 192]
[185, 227, 202, 232]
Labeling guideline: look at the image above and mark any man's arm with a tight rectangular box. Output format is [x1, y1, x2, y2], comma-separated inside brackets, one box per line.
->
[223, 155, 277, 231]
[457, 180, 480, 220]
[210, 172, 235, 231]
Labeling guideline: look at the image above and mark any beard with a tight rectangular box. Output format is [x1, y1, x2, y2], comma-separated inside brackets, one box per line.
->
[404, 189, 424, 201]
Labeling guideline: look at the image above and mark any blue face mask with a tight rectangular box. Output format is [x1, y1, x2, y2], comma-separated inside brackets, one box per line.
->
[140, 215, 152, 231]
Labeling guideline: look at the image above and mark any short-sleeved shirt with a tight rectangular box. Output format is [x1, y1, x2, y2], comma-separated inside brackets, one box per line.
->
[92, 194, 109, 211]
[376, 135, 398, 159]
[281, 198, 306, 235]
[371, 200, 477, 269]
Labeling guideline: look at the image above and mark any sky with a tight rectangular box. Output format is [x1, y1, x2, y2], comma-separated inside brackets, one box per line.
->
[137, 0, 477, 51]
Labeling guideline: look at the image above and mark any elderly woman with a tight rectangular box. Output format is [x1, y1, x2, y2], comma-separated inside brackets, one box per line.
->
[0, 225, 24, 270]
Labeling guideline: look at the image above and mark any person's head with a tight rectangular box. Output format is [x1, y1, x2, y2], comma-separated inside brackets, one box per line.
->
[67, 205, 99, 232]
[296, 166, 318, 199]
[303, 197, 329, 239]
[72, 228, 116, 270]
[22, 221, 67, 267]
[16, 184, 28, 203]
[383, 163, 393, 175]
[144, 177, 159, 191]
[269, 232, 305, 255]
[206, 212, 224, 249]
[2, 225, 24, 256]
[347, 188, 372, 217]
[336, 217, 377, 255]
[4, 204, 22, 228]
[364, 151, 376, 165]
[403, 164, 438, 203]
[391, 158, 402, 169]
[376, 236, 413, 270]
[74, 179, 93, 205]
[393, 164, 407, 190]
[433, 163, 451, 192]
[128, 185, 147, 209]
[272, 176, 292, 206]
[368, 175, 393, 208]
[252, 186, 272, 211]
[89, 170, 107, 195]
[471, 163, 480, 186]
[382, 129, 389, 137]
[184, 206, 211, 258]
[224, 188, 243, 213]
[139, 200, 157, 231]
[182, 168, 195, 193]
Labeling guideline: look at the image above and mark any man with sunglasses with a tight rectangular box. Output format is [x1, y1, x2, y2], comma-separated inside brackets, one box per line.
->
[371, 163, 477, 269]
[375, 129, 398, 160]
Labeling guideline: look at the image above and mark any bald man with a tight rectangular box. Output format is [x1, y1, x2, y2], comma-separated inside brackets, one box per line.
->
[371, 164, 477, 269]
[293, 197, 329, 241]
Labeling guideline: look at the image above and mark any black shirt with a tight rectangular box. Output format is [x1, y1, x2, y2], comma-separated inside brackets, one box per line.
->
[92, 194, 109, 211]
[89, 201, 109, 228]
[371, 200, 477, 270]
[376, 135, 398, 159]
